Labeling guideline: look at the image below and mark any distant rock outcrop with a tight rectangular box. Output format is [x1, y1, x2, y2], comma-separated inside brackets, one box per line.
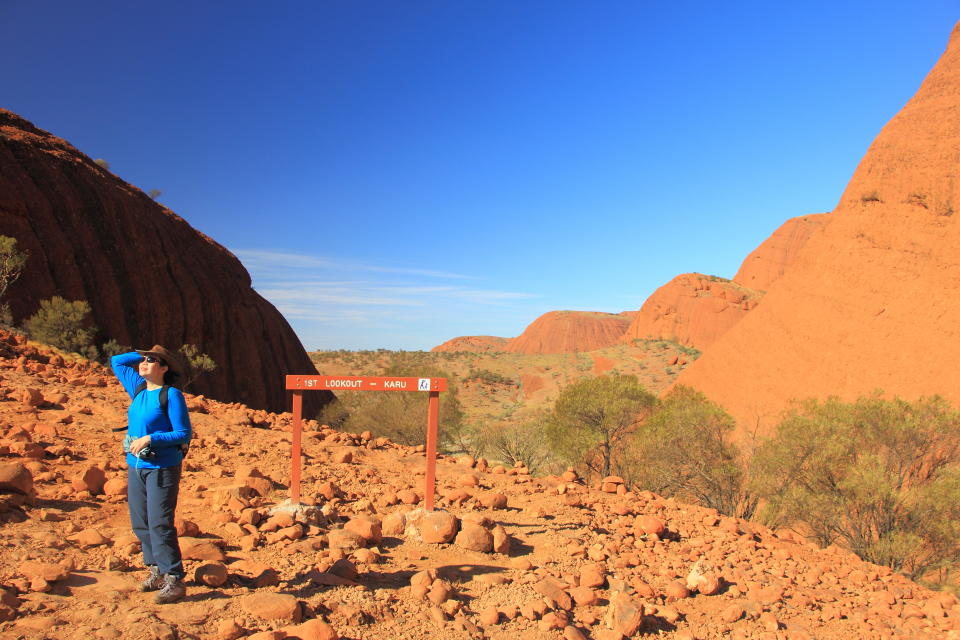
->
[733, 213, 830, 291]
[0, 110, 328, 413]
[677, 22, 960, 433]
[431, 336, 509, 353]
[620, 274, 762, 351]
[505, 311, 630, 354]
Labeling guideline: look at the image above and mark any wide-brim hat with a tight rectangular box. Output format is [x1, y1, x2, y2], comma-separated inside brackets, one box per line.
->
[135, 345, 188, 381]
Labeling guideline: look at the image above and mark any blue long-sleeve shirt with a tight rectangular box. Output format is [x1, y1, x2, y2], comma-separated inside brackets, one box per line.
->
[111, 352, 192, 468]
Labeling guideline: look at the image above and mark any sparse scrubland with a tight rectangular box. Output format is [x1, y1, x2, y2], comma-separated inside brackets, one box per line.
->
[311, 348, 960, 591]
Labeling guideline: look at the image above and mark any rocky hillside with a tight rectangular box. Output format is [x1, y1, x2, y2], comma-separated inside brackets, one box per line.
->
[504, 312, 631, 355]
[433, 312, 632, 356]
[619, 275, 762, 352]
[677, 21, 960, 434]
[0, 110, 326, 414]
[732, 214, 830, 292]
[1, 329, 959, 639]
[432, 336, 510, 354]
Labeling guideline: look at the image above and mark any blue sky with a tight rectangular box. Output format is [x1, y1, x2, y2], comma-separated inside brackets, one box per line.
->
[3, 2, 956, 350]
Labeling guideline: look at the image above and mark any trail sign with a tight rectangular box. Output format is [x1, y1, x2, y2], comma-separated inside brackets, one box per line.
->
[285, 375, 447, 510]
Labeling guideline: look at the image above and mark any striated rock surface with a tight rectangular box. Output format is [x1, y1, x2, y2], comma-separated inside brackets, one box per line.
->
[733, 213, 830, 291]
[0, 110, 329, 413]
[504, 311, 631, 354]
[431, 335, 509, 353]
[620, 274, 762, 351]
[678, 22, 960, 434]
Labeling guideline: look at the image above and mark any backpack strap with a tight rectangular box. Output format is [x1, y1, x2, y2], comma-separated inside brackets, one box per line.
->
[134, 382, 169, 413]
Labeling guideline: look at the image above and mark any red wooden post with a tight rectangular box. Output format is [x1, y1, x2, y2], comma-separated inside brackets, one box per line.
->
[285, 375, 446, 505]
[291, 390, 303, 504]
[424, 390, 440, 511]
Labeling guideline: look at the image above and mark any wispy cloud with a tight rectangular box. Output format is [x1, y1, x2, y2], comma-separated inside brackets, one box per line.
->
[232, 248, 540, 348]
[234, 249, 476, 280]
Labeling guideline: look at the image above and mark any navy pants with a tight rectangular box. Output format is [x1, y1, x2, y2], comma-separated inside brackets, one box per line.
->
[127, 465, 184, 578]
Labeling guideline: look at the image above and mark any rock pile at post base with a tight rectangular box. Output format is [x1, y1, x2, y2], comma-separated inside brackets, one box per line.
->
[0, 328, 959, 639]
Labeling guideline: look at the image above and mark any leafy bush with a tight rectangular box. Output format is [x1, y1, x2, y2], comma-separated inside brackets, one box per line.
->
[180, 343, 217, 387]
[466, 368, 515, 385]
[23, 297, 98, 356]
[476, 413, 560, 474]
[99, 339, 131, 363]
[624, 385, 754, 517]
[0, 236, 28, 302]
[544, 374, 656, 478]
[750, 393, 960, 578]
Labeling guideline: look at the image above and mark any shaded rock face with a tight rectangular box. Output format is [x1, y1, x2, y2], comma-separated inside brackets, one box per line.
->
[0, 110, 330, 413]
[620, 273, 762, 351]
[677, 21, 960, 434]
[431, 335, 509, 353]
[733, 213, 830, 291]
[504, 311, 631, 354]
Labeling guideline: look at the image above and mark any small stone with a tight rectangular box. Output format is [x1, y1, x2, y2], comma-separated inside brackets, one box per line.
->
[194, 563, 229, 587]
[634, 514, 666, 536]
[534, 577, 572, 610]
[242, 592, 301, 623]
[479, 606, 500, 625]
[455, 520, 493, 552]
[345, 515, 382, 545]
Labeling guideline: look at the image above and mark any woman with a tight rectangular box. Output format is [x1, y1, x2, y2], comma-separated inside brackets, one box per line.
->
[111, 345, 192, 604]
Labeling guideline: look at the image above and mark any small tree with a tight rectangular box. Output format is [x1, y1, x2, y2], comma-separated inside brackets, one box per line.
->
[23, 297, 97, 355]
[544, 374, 656, 478]
[148, 189, 162, 201]
[180, 343, 217, 387]
[0, 236, 28, 326]
[625, 385, 754, 517]
[93, 158, 110, 170]
[99, 339, 131, 363]
[750, 393, 960, 578]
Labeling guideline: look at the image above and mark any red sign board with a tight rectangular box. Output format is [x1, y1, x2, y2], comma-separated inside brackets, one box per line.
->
[286, 375, 448, 392]
[286, 374, 447, 510]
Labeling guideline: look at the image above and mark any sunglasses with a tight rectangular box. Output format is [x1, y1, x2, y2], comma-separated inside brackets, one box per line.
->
[142, 356, 166, 366]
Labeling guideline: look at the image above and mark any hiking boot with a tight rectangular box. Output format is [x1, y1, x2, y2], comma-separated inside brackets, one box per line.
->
[154, 574, 186, 604]
[139, 565, 164, 592]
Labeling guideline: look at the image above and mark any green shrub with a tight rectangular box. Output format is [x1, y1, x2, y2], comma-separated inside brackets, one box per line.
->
[750, 393, 960, 578]
[180, 343, 217, 387]
[477, 413, 560, 475]
[544, 374, 656, 478]
[624, 385, 754, 517]
[23, 297, 98, 355]
[0, 236, 28, 302]
[99, 339, 131, 363]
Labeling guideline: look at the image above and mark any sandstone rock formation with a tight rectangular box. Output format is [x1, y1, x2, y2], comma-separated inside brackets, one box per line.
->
[431, 335, 509, 353]
[504, 311, 630, 354]
[620, 274, 762, 351]
[733, 213, 830, 291]
[0, 110, 328, 413]
[677, 21, 960, 434]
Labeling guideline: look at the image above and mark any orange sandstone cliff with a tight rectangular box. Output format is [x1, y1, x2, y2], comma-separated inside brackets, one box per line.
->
[431, 335, 509, 353]
[620, 274, 762, 351]
[504, 310, 631, 354]
[733, 213, 830, 291]
[677, 21, 960, 433]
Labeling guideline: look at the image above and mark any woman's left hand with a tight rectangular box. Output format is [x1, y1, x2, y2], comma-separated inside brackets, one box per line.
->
[130, 435, 151, 454]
